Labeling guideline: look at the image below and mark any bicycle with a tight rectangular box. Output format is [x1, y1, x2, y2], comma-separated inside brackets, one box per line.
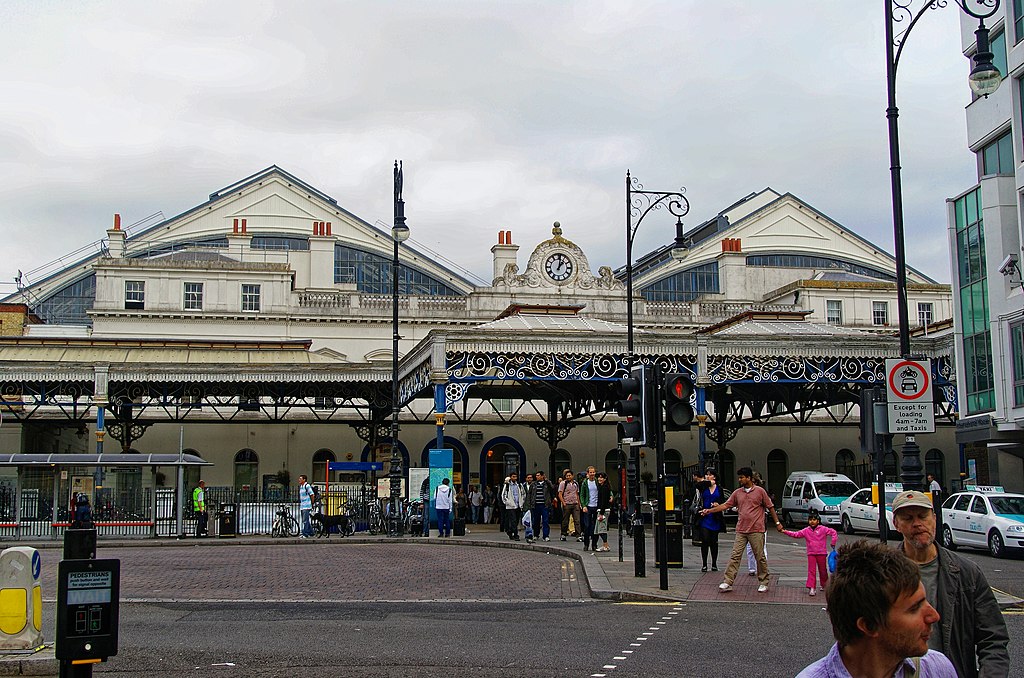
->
[271, 504, 299, 538]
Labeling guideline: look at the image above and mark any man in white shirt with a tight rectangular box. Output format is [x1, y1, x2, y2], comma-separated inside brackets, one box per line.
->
[434, 477, 454, 537]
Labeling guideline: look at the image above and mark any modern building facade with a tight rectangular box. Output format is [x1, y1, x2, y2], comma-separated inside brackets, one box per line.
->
[1, 167, 963, 507]
[950, 4, 1024, 487]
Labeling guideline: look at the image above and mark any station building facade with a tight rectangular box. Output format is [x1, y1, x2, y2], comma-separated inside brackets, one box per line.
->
[1, 166, 966, 503]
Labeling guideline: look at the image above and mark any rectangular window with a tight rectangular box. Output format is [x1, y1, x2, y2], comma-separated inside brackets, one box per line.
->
[1013, 323, 1024, 406]
[955, 187, 994, 414]
[241, 284, 261, 312]
[492, 398, 513, 414]
[1016, 0, 1024, 44]
[826, 300, 843, 325]
[872, 301, 888, 326]
[125, 281, 145, 310]
[917, 302, 933, 328]
[980, 130, 1013, 177]
[183, 282, 203, 311]
[992, 30, 1008, 83]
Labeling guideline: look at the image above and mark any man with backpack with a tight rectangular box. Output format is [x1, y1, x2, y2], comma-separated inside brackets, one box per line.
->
[298, 474, 316, 539]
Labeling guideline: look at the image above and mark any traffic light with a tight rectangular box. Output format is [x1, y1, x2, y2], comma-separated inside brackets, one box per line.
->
[663, 372, 694, 430]
[615, 365, 649, 446]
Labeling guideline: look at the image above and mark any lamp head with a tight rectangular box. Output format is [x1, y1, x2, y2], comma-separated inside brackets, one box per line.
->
[392, 223, 410, 242]
[670, 217, 689, 261]
[969, 22, 1001, 98]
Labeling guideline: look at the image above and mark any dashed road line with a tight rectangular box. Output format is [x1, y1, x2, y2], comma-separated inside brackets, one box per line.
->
[590, 605, 683, 677]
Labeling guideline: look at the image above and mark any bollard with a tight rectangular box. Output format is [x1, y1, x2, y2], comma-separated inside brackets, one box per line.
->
[0, 547, 44, 651]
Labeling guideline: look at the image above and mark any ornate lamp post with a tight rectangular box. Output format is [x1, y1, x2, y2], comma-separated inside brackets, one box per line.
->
[624, 171, 690, 585]
[389, 160, 410, 537]
[884, 0, 1001, 490]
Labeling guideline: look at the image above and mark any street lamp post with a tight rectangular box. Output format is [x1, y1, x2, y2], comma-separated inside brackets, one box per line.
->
[625, 171, 690, 586]
[884, 0, 1001, 491]
[389, 160, 410, 538]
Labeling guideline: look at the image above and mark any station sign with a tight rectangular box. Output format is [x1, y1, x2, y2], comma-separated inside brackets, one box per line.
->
[885, 359, 934, 433]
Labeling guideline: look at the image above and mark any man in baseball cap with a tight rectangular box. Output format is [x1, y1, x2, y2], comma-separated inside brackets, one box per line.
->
[891, 490, 1008, 677]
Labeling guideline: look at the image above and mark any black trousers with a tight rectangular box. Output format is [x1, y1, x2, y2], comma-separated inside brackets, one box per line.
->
[196, 510, 208, 537]
[700, 526, 720, 567]
[504, 507, 521, 537]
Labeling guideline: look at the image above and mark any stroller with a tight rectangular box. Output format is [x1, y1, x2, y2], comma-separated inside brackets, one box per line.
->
[408, 499, 425, 536]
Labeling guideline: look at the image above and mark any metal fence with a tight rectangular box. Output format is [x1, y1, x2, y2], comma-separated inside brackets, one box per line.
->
[0, 484, 376, 541]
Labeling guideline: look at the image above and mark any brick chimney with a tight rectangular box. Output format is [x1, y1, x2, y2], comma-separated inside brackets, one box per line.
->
[491, 230, 518, 283]
[106, 213, 126, 258]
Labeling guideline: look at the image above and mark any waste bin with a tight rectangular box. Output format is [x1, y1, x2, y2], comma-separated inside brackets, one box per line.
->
[218, 503, 237, 538]
[654, 521, 684, 568]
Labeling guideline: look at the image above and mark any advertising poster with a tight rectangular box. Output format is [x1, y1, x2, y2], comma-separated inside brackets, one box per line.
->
[427, 448, 454, 523]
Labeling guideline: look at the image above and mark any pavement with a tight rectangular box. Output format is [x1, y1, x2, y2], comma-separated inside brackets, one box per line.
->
[3, 521, 1022, 675]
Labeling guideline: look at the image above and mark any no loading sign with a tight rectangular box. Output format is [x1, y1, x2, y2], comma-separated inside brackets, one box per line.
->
[886, 359, 931, 402]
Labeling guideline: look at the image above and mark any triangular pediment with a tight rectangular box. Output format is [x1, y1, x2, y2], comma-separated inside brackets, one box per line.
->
[229, 193, 318, 221]
[745, 214, 831, 243]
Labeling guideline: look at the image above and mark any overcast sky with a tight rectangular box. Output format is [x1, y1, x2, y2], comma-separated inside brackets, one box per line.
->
[0, 1, 982, 293]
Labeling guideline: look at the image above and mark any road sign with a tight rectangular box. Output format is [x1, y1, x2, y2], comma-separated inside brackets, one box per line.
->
[884, 359, 934, 433]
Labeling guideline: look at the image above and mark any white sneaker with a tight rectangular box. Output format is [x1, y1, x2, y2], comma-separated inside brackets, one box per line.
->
[757, 584, 769, 593]
[543, 537, 550, 542]
[718, 582, 733, 592]
[809, 587, 816, 596]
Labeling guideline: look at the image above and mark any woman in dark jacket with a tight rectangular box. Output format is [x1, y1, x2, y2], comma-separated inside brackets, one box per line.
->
[697, 470, 725, 572]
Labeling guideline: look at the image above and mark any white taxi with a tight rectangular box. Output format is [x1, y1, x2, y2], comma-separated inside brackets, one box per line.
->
[839, 484, 900, 535]
[940, 486, 1024, 558]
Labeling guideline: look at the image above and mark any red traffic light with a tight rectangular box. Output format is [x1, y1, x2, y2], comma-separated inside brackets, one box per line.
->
[663, 372, 694, 430]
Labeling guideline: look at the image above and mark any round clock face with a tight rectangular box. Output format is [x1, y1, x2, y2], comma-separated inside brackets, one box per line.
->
[545, 253, 574, 282]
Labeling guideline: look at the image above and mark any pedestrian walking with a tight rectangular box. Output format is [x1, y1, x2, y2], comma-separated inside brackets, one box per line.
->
[455, 486, 468, 523]
[891, 490, 1009, 678]
[469, 484, 483, 524]
[796, 539, 956, 677]
[529, 470, 556, 542]
[700, 466, 782, 593]
[297, 474, 316, 539]
[781, 509, 837, 596]
[558, 469, 581, 542]
[434, 478, 454, 537]
[696, 470, 725, 571]
[481, 485, 493, 525]
[579, 466, 601, 551]
[192, 480, 208, 538]
[492, 484, 503, 525]
[744, 471, 769, 575]
[500, 473, 525, 540]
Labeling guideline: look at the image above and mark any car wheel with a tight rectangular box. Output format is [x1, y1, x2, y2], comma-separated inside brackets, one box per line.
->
[988, 531, 1005, 559]
[841, 514, 855, 535]
[941, 525, 956, 550]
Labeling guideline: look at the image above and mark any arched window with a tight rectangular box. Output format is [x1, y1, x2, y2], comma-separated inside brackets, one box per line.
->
[552, 449, 571, 478]
[234, 449, 259, 494]
[334, 244, 464, 296]
[835, 449, 856, 477]
[925, 449, 945, 487]
[312, 449, 336, 485]
[708, 450, 735, 488]
[604, 449, 626, 488]
[767, 449, 788, 504]
[883, 451, 899, 478]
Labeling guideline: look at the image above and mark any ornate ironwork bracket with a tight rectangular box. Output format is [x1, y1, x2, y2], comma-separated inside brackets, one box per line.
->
[529, 422, 575, 451]
[104, 421, 152, 452]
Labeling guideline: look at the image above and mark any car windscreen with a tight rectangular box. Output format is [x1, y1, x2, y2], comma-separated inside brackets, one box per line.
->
[884, 491, 899, 506]
[815, 482, 859, 499]
[990, 496, 1024, 516]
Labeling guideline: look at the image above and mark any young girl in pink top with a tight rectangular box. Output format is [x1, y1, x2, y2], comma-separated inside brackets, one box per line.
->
[781, 509, 838, 596]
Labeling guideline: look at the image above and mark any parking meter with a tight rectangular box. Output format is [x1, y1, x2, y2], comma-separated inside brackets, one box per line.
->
[0, 547, 43, 650]
[56, 559, 120, 663]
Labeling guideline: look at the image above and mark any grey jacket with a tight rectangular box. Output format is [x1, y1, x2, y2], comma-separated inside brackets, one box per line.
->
[932, 545, 1009, 678]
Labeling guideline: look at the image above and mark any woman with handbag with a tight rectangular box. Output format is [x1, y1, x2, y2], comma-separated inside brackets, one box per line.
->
[697, 470, 726, 572]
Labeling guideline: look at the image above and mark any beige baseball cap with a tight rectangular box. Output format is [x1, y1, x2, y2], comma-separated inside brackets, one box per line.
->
[891, 490, 934, 514]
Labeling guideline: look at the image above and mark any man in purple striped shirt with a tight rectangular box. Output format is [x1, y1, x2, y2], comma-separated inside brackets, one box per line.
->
[797, 540, 956, 677]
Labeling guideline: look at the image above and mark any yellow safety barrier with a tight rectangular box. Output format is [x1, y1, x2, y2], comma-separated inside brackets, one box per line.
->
[0, 547, 43, 651]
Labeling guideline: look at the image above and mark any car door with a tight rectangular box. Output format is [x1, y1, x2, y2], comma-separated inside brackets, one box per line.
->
[965, 495, 990, 547]
[852, 489, 873, 531]
[946, 494, 974, 544]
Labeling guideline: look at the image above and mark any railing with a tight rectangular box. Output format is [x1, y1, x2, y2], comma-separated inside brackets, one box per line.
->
[0, 484, 376, 541]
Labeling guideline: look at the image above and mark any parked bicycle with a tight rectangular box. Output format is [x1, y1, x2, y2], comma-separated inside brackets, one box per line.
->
[366, 500, 387, 535]
[271, 504, 299, 537]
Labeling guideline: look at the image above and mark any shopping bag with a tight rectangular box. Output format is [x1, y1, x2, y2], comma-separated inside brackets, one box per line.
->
[596, 510, 609, 535]
[827, 547, 838, 573]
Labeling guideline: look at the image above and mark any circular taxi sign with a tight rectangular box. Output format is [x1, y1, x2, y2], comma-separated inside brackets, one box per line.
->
[887, 360, 930, 401]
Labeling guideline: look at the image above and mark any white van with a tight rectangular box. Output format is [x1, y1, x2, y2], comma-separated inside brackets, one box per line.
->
[781, 472, 859, 528]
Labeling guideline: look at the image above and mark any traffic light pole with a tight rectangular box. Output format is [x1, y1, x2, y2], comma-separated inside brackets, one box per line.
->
[653, 366, 669, 590]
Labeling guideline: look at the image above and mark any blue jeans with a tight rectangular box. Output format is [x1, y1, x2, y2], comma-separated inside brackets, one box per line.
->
[582, 507, 599, 549]
[301, 508, 312, 537]
[531, 506, 550, 538]
[437, 508, 451, 536]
